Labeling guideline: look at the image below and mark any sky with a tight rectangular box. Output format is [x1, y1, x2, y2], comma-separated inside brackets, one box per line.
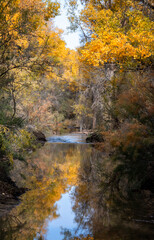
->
[54, 0, 81, 50]
[44, 189, 80, 239]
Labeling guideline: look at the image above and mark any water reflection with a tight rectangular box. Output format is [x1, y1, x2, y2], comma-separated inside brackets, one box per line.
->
[62, 147, 154, 240]
[0, 143, 89, 240]
[0, 138, 153, 240]
[42, 188, 77, 240]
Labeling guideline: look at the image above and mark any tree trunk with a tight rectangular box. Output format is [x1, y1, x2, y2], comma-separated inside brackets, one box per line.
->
[80, 120, 83, 132]
[11, 89, 16, 119]
[92, 113, 96, 130]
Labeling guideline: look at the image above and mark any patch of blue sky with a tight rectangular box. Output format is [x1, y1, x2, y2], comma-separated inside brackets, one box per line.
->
[54, 0, 82, 50]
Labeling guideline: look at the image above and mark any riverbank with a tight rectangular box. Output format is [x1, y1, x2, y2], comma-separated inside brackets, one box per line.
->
[0, 160, 26, 217]
[0, 131, 81, 216]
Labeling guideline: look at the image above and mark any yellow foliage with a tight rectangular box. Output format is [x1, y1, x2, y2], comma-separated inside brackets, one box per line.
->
[80, 1, 154, 68]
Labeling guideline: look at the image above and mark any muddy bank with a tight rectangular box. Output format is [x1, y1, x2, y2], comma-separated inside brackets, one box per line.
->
[0, 180, 25, 217]
[0, 159, 26, 217]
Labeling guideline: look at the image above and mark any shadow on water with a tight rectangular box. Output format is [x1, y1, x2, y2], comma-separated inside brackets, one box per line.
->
[0, 134, 153, 240]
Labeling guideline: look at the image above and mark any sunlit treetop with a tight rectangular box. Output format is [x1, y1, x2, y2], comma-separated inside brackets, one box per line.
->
[0, 0, 62, 87]
[78, 0, 154, 68]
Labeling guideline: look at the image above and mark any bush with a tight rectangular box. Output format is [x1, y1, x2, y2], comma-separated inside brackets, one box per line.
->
[102, 78, 154, 192]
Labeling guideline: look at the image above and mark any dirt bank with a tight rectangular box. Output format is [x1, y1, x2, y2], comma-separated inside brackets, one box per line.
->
[0, 161, 26, 217]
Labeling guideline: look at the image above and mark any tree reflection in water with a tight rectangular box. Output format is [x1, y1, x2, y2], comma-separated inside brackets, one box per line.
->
[0, 143, 153, 240]
[0, 143, 82, 240]
[61, 147, 154, 240]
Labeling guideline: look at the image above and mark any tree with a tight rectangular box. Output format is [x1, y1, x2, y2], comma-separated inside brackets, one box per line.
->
[0, 0, 64, 162]
[0, 0, 60, 86]
[79, 0, 153, 69]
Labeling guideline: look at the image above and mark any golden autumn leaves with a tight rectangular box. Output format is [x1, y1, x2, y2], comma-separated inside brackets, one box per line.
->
[79, 1, 153, 68]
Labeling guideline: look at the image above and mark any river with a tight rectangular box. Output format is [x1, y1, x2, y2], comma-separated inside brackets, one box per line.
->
[0, 134, 153, 240]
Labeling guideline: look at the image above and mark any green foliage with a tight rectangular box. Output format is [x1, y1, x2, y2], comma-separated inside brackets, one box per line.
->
[0, 124, 36, 165]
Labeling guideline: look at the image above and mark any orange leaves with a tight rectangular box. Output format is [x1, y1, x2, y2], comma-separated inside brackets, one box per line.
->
[19, 0, 44, 10]
[59, 49, 80, 91]
[44, 1, 60, 20]
[80, 0, 154, 68]
[106, 123, 148, 153]
[19, 0, 60, 20]
[115, 78, 154, 124]
[82, 33, 138, 65]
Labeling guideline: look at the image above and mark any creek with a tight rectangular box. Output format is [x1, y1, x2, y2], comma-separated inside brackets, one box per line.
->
[0, 134, 153, 240]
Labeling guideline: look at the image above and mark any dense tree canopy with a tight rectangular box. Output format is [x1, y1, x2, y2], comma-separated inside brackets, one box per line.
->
[0, 0, 153, 209]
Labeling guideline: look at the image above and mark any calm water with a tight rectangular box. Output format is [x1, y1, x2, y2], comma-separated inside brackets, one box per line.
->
[0, 134, 153, 240]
